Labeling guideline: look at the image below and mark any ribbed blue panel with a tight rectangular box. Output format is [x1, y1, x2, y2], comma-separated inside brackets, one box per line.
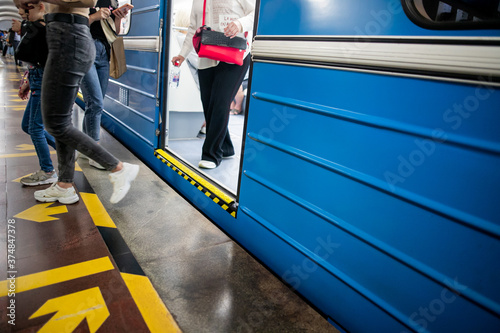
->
[240, 1, 500, 330]
[102, 1, 161, 149]
[239, 59, 500, 331]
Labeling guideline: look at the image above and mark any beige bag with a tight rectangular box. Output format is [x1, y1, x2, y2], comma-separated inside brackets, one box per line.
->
[109, 37, 126, 79]
[100, 17, 117, 44]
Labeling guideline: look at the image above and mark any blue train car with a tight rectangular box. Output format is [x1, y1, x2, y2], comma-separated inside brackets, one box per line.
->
[97, 0, 500, 331]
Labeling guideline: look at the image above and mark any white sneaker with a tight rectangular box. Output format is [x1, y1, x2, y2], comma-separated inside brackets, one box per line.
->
[198, 160, 217, 169]
[89, 159, 106, 170]
[34, 183, 79, 204]
[109, 162, 139, 204]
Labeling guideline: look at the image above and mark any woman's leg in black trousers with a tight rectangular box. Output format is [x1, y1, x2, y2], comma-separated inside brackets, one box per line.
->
[198, 56, 250, 166]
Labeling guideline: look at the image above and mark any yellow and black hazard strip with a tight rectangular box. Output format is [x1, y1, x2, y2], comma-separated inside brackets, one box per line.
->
[154, 149, 237, 218]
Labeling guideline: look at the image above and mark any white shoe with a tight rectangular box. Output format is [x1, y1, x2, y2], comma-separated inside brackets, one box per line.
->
[89, 159, 106, 170]
[34, 183, 79, 204]
[198, 160, 217, 169]
[109, 162, 139, 204]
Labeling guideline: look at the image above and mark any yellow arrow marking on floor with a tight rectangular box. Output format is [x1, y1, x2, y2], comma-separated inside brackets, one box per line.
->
[16, 144, 35, 151]
[122, 273, 181, 333]
[0, 151, 56, 158]
[14, 202, 68, 222]
[29, 287, 109, 333]
[0, 257, 114, 297]
[81, 193, 116, 228]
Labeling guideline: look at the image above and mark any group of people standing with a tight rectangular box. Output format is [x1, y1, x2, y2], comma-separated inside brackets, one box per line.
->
[14, 0, 254, 206]
[1, 27, 22, 64]
[14, 0, 138, 205]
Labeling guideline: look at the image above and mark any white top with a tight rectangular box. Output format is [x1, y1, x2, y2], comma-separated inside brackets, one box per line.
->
[180, 0, 255, 70]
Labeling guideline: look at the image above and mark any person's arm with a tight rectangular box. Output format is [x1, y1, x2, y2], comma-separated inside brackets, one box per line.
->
[177, 2, 199, 62]
[224, 0, 255, 38]
[89, 7, 110, 25]
[113, 8, 127, 33]
[11, 20, 22, 34]
[235, 0, 255, 33]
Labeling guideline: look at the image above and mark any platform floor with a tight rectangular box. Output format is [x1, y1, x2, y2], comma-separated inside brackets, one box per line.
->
[0, 56, 338, 332]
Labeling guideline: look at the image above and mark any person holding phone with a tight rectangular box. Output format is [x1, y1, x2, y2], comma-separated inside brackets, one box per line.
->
[78, 0, 128, 169]
[18, 0, 139, 205]
[16, 1, 59, 186]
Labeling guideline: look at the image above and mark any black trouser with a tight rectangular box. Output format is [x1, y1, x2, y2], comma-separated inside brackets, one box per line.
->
[42, 21, 119, 182]
[198, 55, 250, 165]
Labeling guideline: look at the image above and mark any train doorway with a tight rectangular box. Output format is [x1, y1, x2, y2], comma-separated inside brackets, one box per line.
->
[162, 0, 250, 195]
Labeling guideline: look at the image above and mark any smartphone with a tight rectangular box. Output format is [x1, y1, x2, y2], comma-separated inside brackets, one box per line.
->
[113, 3, 133, 15]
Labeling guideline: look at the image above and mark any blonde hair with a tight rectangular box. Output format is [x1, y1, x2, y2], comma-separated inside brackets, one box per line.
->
[174, 4, 191, 28]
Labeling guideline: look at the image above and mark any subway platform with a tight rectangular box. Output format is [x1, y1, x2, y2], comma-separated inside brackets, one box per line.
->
[0, 56, 338, 332]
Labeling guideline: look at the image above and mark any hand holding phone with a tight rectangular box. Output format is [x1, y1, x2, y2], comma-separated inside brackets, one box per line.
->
[112, 3, 133, 16]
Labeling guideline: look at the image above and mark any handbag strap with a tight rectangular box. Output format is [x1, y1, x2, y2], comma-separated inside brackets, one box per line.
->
[202, 0, 207, 26]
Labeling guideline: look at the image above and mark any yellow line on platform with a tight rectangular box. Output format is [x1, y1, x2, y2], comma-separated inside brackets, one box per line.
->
[81, 193, 117, 228]
[122, 273, 182, 333]
[0, 257, 114, 297]
[0, 151, 56, 158]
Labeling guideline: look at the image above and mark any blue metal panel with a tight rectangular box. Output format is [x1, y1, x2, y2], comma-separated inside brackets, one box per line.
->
[240, 62, 500, 330]
[239, 0, 500, 332]
[257, 0, 500, 37]
[102, 1, 161, 148]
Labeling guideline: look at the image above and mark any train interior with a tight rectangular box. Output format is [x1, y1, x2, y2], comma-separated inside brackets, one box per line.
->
[164, 0, 246, 195]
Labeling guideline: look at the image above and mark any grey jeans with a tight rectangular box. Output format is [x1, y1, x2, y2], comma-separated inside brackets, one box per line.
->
[42, 21, 119, 183]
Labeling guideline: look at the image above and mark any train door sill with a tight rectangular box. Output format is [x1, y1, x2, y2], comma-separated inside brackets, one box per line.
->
[154, 149, 238, 217]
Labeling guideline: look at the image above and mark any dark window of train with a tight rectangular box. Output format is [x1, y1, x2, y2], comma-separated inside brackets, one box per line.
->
[402, 0, 500, 29]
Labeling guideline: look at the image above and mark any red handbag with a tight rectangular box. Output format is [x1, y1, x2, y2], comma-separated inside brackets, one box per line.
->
[192, 0, 247, 65]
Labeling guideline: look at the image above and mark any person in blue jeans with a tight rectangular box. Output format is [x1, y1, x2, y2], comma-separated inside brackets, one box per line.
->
[79, 1, 127, 169]
[19, 68, 58, 185]
[17, 1, 57, 186]
[18, 0, 139, 205]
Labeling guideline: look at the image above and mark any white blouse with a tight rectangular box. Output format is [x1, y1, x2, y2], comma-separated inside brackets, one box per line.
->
[179, 0, 255, 70]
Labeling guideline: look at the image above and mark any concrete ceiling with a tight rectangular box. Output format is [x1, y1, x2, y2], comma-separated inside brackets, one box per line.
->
[0, 0, 21, 31]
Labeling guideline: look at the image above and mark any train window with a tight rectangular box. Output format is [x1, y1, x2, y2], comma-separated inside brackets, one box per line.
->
[117, 0, 132, 35]
[403, 0, 500, 29]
